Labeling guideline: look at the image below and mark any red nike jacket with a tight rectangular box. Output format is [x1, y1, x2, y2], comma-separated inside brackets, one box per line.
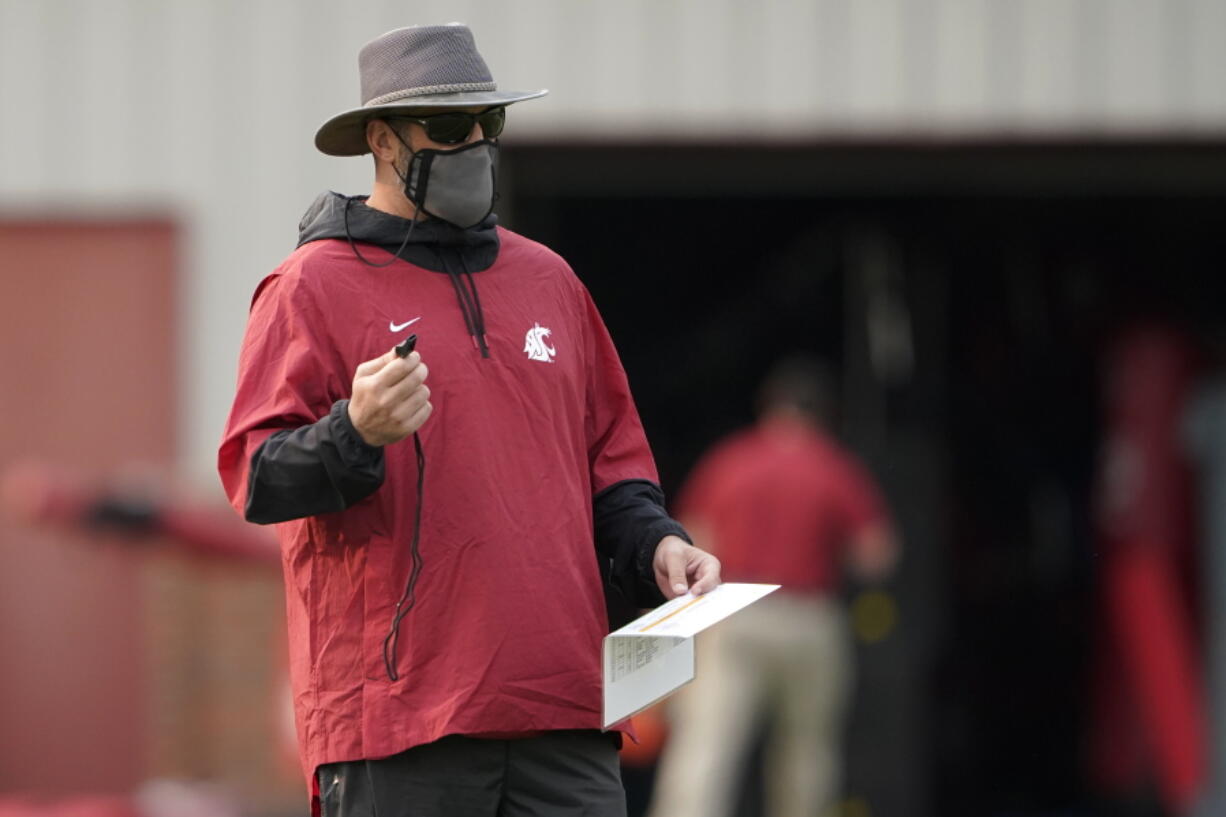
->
[218, 226, 656, 794]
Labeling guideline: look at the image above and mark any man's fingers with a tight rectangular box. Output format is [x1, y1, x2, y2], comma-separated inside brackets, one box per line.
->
[689, 553, 722, 596]
[389, 398, 433, 437]
[406, 400, 433, 431]
[348, 349, 431, 446]
[389, 381, 432, 421]
[653, 538, 721, 599]
[382, 362, 429, 406]
[372, 351, 423, 389]
[666, 551, 689, 596]
[354, 349, 397, 378]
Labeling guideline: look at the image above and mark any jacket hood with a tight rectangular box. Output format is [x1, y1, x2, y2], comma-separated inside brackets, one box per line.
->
[296, 191, 500, 273]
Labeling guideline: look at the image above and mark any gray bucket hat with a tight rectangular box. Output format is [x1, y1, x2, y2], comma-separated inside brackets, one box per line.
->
[315, 23, 547, 156]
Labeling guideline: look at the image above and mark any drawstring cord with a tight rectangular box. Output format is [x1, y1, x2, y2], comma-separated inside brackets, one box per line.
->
[462, 260, 489, 357]
[343, 195, 490, 359]
[343, 195, 419, 268]
[339, 197, 428, 680]
[340, 197, 489, 679]
[443, 252, 490, 358]
[382, 431, 425, 681]
[444, 264, 478, 342]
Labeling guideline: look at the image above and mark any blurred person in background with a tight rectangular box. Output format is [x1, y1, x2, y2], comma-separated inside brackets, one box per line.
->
[647, 356, 899, 817]
[217, 23, 719, 817]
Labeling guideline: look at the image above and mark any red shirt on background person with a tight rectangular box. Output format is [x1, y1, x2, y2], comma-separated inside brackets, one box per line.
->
[648, 357, 898, 817]
[677, 361, 898, 592]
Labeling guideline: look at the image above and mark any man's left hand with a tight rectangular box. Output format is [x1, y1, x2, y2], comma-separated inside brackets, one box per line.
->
[653, 535, 721, 599]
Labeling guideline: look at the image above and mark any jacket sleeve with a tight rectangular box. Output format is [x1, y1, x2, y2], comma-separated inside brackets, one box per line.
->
[581, 287, 689, 607]
[244, 399, 384, 524]
[593, 479, 691, 609]
[218, 269, 385, 524]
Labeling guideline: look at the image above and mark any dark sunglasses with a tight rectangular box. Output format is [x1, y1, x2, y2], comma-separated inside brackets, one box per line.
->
[391, 106, 506, 145]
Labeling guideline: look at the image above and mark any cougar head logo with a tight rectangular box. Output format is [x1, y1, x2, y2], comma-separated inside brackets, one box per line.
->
[524, 323, 557, 363]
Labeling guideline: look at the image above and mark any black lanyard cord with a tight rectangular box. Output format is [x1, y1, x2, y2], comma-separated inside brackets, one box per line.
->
[382, 431, 426, 681]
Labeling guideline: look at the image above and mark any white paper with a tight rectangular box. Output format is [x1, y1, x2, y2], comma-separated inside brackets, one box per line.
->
[602, 582, 779, 728]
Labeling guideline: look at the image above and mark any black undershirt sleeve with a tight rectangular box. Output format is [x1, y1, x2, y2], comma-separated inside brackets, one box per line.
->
[244, 399, 385, 524]
[592, 479, 692, 615]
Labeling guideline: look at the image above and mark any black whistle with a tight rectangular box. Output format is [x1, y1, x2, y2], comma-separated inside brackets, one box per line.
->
[394, 333, 418, 358]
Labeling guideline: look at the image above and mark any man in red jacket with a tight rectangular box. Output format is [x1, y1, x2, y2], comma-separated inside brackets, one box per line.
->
[648, 357, 897, 817]
[218, 23, 719, 817]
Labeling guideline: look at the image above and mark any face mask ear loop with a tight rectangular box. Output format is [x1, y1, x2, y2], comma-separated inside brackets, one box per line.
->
[475, 138, 499, 226]
[341, 123, 428, 268]
[390, 126, 432, 214]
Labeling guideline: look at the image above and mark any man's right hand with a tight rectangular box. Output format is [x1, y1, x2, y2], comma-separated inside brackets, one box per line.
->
[347, 349, 433, 446]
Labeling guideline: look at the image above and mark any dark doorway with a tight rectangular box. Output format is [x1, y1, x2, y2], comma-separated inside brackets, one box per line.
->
[501, 141, 1226, 817]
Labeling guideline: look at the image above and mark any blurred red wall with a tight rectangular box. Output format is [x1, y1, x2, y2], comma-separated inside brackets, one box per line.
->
[0, 220, 175, 794]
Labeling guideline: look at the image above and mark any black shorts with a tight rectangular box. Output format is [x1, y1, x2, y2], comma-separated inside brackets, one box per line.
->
[317, 730, 626, 817]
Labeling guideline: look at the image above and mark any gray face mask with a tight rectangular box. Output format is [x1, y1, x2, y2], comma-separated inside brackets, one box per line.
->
[401, 139, 498, 230]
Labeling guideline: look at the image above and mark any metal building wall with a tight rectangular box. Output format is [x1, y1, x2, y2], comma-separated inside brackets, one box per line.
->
[1, 0, 1224, 481]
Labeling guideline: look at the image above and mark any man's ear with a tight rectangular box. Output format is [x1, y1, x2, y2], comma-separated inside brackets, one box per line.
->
[366, 120, 400, 164]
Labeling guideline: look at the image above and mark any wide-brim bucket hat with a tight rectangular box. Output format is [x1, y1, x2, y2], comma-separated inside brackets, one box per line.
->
[315, 23, 547, 156]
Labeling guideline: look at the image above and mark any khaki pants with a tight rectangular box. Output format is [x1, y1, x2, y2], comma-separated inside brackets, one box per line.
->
[647, 594, 852, 817]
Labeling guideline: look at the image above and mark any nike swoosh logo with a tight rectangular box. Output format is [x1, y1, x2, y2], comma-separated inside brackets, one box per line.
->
[389, 317, 421, 332]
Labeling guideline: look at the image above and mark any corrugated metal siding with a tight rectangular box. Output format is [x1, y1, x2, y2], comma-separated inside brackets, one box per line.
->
[0, 0, 1223, 479]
